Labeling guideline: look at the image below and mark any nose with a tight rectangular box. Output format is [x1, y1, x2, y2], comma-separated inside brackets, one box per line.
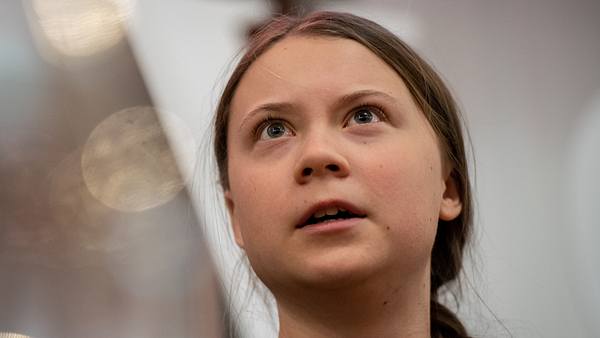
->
[294, 135, 350, 185]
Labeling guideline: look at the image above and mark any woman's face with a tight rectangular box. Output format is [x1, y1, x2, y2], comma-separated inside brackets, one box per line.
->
[225, 36, 462, 292]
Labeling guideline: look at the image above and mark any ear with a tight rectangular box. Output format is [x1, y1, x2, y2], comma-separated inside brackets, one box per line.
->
[439, 171, 462, 221]
[224, 190, 245, 248]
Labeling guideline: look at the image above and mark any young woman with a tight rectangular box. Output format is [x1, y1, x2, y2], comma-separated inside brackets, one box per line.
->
[212, 11, 472, 338]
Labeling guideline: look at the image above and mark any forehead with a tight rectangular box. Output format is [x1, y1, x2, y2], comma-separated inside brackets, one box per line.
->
[230, 36, 413, 116]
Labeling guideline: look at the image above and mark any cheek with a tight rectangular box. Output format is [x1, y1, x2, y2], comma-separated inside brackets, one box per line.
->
[368, 140, 441, 203]
[363, 139, 442, 247]
[230, 166, 268, 227]
[227, 158, 291, 253]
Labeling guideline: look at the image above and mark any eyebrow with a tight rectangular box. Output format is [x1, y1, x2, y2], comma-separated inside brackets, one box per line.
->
[238, 89, 398, 131]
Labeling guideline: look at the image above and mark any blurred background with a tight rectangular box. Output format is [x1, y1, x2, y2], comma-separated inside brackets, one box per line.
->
[1, 0, 599, 337]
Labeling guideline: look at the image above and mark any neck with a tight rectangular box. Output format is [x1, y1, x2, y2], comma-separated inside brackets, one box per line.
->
[275, 266, 431, 338]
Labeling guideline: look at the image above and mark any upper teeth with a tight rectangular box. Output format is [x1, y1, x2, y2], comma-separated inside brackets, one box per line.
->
[314, 207, 347, 219]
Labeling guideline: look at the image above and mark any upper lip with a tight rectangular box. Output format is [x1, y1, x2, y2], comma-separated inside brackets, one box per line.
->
[296, 199, 367, 228]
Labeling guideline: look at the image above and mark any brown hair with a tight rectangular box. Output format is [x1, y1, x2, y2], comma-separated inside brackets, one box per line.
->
[213, 11, 472, 338]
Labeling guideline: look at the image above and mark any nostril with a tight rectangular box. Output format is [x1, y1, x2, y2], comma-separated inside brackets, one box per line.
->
[299, 164, 343, 179]
[326, 164, 340, 172]
[302, 168, 313, 176]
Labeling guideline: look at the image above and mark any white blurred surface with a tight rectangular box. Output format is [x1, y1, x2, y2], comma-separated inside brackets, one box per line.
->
[567, 91, 600, 338]
[126, 1, 600, 337]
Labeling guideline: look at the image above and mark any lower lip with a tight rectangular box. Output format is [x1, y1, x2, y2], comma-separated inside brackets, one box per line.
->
[298, 217, 364, 234]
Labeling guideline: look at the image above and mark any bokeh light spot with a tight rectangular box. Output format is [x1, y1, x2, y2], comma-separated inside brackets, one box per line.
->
[31, 0, 133, 57]
[0, 333, 31, 338]
[81, 106, 185, 212]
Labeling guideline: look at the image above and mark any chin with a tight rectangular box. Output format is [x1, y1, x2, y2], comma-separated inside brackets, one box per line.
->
[290, 252, 384, 290]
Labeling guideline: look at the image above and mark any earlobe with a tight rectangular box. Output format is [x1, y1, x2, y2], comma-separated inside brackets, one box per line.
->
[439, 172, 462, 221]
[224, 190, 245, 248]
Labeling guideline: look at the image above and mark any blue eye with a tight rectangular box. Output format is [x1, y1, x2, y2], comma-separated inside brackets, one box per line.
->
[347, 106, 383, 126]
[258, 120, 293, 140]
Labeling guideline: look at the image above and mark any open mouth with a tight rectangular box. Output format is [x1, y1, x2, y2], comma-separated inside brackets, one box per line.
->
[297, 206, 366, 228]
